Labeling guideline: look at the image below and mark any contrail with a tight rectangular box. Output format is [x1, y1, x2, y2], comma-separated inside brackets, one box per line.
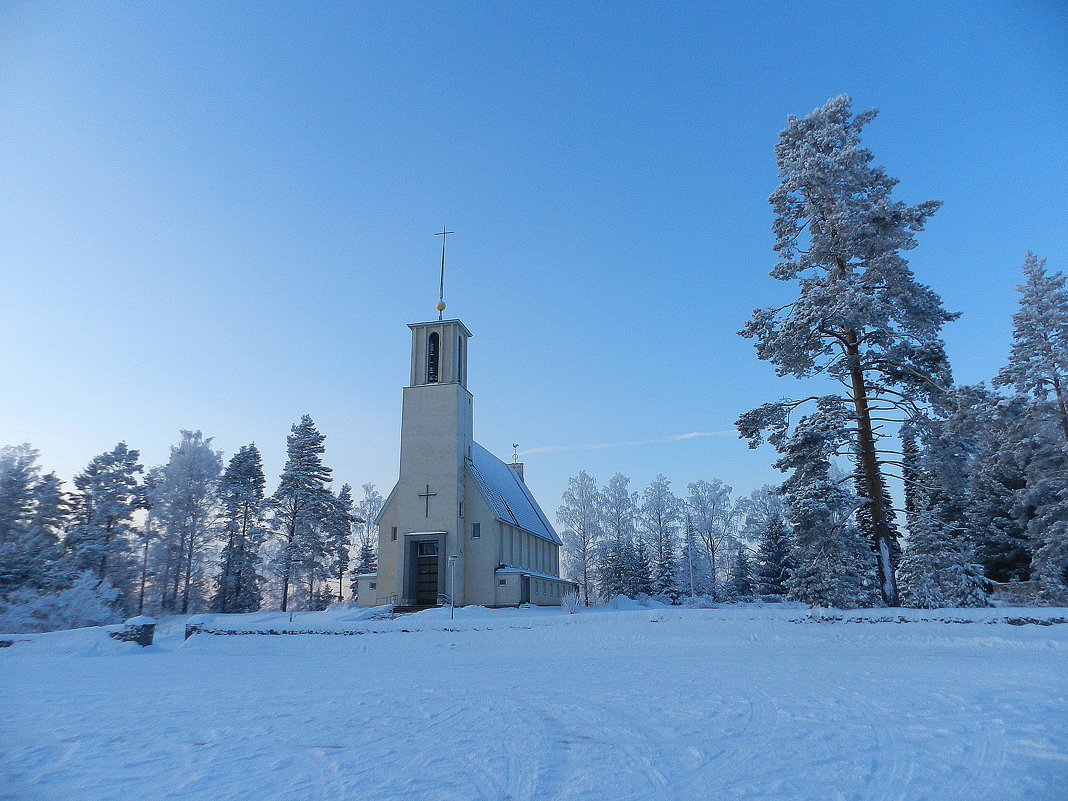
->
[519, 431, 735, 455]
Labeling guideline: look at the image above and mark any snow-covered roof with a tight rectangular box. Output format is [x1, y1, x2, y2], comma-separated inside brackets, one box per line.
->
[495, 566, 576, 583]
[468, 441, 561, 545]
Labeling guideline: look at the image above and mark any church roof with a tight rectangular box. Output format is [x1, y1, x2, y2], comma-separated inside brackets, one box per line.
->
[467, 442, 562, 545]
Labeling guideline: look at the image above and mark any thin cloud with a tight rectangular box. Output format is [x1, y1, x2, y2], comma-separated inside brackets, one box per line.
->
[519, 431, 735, 455]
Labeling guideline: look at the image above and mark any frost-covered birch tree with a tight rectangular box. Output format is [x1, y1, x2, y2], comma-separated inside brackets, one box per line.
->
[641, 474, 681, 601]
[597, 473, 638, 600]
[738, 95, 956, 607]
[151, 431, 223, 613]
[686, 479, 734, 599]
[558, 471, 601, 606]
[349, 483, 382, 596]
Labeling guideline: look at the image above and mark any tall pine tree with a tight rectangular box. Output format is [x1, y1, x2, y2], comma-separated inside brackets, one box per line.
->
[739, 95, 956, 607]
[213, 444, 267, 613]
[271, 415, 333, 612]
[65, 442, 144, 604]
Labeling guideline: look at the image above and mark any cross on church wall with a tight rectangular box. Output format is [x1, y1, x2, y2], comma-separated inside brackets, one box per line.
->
[418, 484, 437, 518]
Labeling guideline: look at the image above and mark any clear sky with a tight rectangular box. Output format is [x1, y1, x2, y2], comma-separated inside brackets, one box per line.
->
[2, 1, 1066, 515]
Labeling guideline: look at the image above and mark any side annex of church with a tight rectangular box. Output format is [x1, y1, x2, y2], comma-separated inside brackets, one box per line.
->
[355, 316, 576, 608]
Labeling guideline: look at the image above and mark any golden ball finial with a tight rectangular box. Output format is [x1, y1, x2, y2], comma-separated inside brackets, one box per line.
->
[435, 301, 447, 312]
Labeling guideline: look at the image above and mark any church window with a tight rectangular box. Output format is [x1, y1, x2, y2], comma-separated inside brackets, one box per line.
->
[457, 335, 463, 381]
[498, 578, 507, 586]
[472, 522, 480, 539]
[369, 582, 377, 590]
[427, 332, 439, 383]
[458, 501, 464, 518]
[391, 527, 397, 542]
[417, 541, 438, 556]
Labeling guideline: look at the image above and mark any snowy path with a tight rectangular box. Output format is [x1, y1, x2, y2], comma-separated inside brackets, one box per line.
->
[2, 607, 1066, 800]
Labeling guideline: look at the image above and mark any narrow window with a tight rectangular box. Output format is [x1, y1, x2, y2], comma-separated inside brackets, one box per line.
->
[391, 527, 397, 542]
[457, 335, 463, 382]
[472, 522, 481, 539]
[498, 578, 507, 587]
[427, 332, 439, 383]
[369, 582, 377, 590]
[459, 501, 464, 518]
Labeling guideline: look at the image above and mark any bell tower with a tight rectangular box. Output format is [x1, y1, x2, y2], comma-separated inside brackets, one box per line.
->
[393, 317, 473, 605]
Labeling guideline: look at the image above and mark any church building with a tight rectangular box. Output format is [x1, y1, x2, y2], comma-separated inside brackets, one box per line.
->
[355, 312, 575, 608]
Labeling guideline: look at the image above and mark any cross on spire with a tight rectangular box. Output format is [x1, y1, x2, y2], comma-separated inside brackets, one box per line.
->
[434, 226, 454, 321]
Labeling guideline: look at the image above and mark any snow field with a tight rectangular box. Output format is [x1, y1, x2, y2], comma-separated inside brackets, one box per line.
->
[2, 605, 1066, 801]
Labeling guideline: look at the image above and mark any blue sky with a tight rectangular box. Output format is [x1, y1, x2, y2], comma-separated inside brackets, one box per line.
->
[1, 1, 1066, 514]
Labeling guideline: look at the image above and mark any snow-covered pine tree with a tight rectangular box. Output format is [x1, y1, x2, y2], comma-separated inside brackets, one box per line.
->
[213, 444, 267, 613]
[64, 442, 145, 605]
[728, 548, 755, 599]
[965, 399, 1034, 583]
[897, 397, 989, 608]
[323, 483, 355, 604]
[594, 537, 626, 601]
[271, 415, 333, 612]
[624, 537, 653, 598]
[0, 445, 64, 595]
[28, 471, 71, 591]
[1018, 410, 1068, 604]
[995, 252, 1068, 443]
[738, 95, 956, 607]
[641, 474, 681, 602]
[745, 487, 795, 598]
[557, 471, 602, 606]
[774, 398, 881, 608]
[150, 431, 223, 613]
[686, 479, 734, 601]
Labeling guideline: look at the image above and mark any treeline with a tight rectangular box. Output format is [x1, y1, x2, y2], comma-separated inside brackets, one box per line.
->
[0, 415, 383, 632]
[554, 95, 1068, 610]
[557, 473, 790, 606]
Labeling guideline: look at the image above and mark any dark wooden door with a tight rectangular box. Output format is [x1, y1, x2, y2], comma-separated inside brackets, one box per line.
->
[521, 575, 530, 604]
[416, 555, 438, 605]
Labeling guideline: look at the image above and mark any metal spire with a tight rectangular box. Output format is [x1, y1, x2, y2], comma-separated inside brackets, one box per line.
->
[434, 226, 454, 320]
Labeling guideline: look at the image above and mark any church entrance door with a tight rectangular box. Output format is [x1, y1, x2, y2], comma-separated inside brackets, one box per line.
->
[416, 541, 439, 606]
[521, 575, 531, 604]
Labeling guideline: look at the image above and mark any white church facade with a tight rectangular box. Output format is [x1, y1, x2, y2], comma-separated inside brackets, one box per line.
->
[355, 316, 576, 608]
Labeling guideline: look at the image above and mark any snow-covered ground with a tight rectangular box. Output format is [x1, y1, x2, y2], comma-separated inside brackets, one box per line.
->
[2, 602, 1066, 801]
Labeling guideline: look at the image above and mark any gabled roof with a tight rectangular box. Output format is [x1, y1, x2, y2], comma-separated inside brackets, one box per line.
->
[372, 483, 398, 527]
[467, 441, 561, 545]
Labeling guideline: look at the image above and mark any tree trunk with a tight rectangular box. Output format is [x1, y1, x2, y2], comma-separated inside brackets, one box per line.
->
[846, 332, 900, 607]
[1051, 372, 1068, 444]
[219, 530, 236, 614]
[138, 538, 149, 614]
[182, 527, 195, 614]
